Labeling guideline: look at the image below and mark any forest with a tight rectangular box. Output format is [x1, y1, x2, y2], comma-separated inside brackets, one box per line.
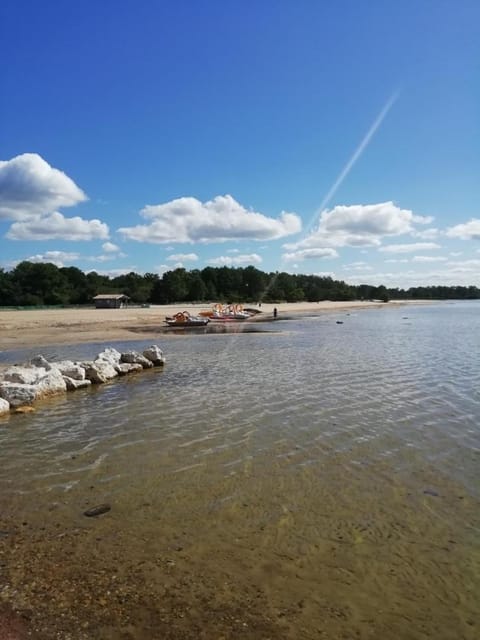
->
[0, 261, 479, 307]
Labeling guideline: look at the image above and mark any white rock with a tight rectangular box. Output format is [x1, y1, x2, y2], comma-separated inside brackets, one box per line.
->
[120, 351, 154, 368]
[83, 360, 119, 383]
[143, 345, 166, 366]
[0, 398, 10, 415]
[63, 376, 92, 391]
[115, 362, 143, 375]
[35, 368, 67, 398]
[0, 382, 37, 408]
[2, 366, 47, 385]
[30, 355, 52, 370]
[96, 347, 122, 366]
[53, 360, 85, 380]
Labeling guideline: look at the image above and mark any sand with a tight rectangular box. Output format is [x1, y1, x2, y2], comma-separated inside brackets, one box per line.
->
[0, 300, 411, 350]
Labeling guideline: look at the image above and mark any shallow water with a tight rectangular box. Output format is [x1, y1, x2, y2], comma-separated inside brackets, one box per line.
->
[1, 302, 479, 638]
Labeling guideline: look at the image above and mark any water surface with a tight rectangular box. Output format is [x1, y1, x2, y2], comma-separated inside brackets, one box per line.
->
[1, 302, 479, 638]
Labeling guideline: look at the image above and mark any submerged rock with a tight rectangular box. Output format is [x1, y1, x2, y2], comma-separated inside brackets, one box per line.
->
[84, 503, 111, 517]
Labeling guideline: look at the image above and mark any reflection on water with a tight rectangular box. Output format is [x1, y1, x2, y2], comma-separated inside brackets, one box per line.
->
[1, 302, 480, 638]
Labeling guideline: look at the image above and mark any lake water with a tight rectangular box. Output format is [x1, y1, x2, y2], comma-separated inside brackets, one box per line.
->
[1, 302, 479, 639]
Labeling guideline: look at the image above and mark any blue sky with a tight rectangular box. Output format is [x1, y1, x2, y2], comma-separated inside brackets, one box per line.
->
[1, 0, 479, 288]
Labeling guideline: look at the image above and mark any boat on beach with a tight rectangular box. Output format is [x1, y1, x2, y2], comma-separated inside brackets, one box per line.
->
[199, 303, 252, 321]
[165, 311, 210, 327]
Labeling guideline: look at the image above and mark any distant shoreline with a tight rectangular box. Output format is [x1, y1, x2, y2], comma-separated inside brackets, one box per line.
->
[0, 300, 432, 351]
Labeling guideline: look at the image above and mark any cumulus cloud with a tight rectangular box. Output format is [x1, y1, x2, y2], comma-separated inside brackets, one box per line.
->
[379, 242, 441, 254]
[284, 202, 431, 252]
[0, 153, 87, 220]
[24, 250, 80, 267]
[6, 211, 109, 241]
[207, 253, 262, 266]
[445, 219, 480, 240]
[102, 242, 120, 252]
[118, 195, 301, 244]
[167, 253, 198, 262]
[282, 248, 338, 262]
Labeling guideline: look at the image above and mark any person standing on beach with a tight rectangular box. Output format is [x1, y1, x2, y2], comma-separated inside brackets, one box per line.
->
[273, 307, 278, 318]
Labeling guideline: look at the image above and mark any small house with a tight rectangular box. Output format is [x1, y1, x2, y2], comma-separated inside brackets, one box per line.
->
[93, 294, 130, 309]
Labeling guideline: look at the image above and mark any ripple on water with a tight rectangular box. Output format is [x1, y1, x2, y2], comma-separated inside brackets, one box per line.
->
[1, 304, 480, 638]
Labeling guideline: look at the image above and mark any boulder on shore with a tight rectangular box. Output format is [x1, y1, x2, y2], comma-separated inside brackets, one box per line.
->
[0, 398, 10, 415]
[83, 360, 118, 384]
[120, 350, 154, 368]
[0, 344, 165, 413]
[143, 345, 166, 366]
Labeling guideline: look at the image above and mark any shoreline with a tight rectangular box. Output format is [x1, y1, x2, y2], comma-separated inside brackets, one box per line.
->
[0, 300, 427, 351]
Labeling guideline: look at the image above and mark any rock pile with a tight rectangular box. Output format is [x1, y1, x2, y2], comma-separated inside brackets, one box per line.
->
[0, 345, 165, 415]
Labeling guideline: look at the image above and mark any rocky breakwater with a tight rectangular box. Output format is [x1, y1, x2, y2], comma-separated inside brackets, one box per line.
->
[0, 345, 165, 415]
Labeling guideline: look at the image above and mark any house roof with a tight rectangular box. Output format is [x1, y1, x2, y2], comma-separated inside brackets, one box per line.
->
[93, 294, 130, 300]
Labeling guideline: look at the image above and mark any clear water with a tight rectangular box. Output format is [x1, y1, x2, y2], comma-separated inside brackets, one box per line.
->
[1, 302, 479, 639]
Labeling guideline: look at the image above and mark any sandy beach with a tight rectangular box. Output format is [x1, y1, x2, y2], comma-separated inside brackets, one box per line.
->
[0, 300, 413, 350]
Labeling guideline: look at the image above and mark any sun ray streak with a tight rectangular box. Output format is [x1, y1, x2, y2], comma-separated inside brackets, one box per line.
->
[306, 90, 400, 237]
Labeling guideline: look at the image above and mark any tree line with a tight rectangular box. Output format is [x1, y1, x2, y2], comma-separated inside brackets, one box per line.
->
[0, 261, 479, 307]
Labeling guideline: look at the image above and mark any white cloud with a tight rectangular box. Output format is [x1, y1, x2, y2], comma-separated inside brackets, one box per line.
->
[6, 211, 109, 241]
[412, 256, 447, 263]
[88, 252, 127, 263]
[25, 250, 80, 267]
[155, 264, 170, 276]
[384, 258, 409, 263]
[411, 227, 440, 240]
[321, 202, 424, 235]
[102, 242, 120, 252]
[0, 153, 87, 221]
[447, 258, 480, 269]
[379, 242, 441, 254]
[167, 253, 198, 262]
[118, 194, 301, 244]
[343, 263, 373, 271]
[445, 219, 480, 240]
[345, 260, 480, 288]
[282, 248, 338, 262]
[285, 202, 431, 252]
[207, 253, 262, 266]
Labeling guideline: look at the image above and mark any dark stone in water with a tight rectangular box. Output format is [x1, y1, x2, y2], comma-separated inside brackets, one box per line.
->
[423, 489, 439, 497]
[84, 503, 111, 517]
